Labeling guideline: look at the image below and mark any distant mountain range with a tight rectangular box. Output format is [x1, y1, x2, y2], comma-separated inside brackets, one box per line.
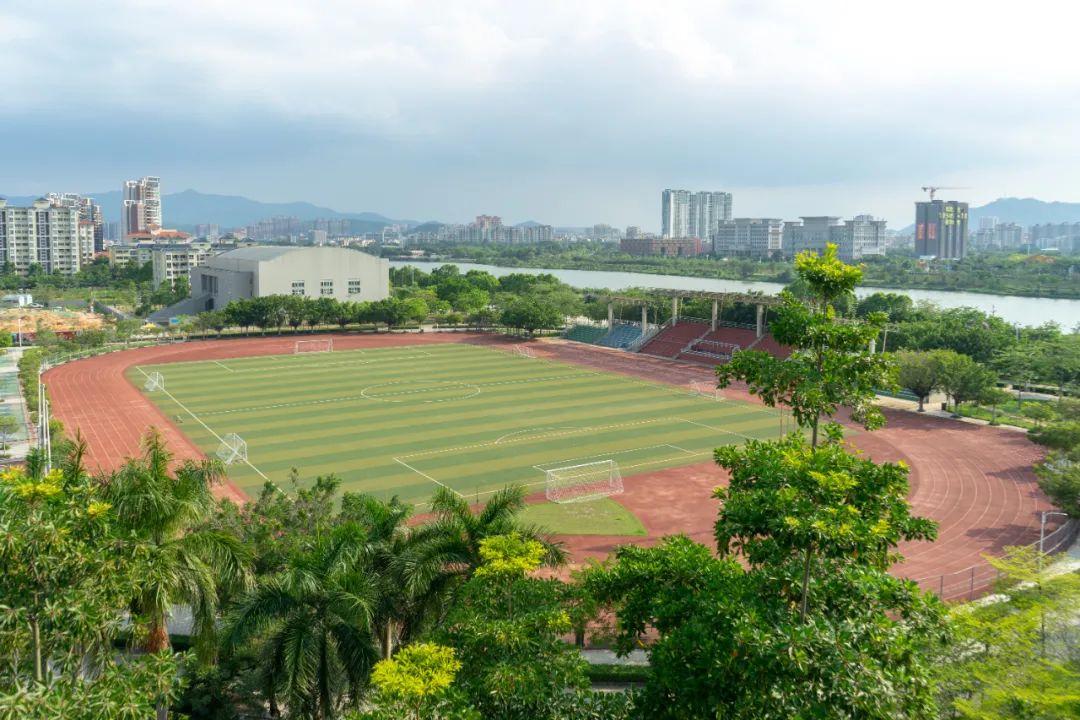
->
[897, 197, 1080, 233]
[0, 189, 418, 232]
[967, 197, 1080, 227]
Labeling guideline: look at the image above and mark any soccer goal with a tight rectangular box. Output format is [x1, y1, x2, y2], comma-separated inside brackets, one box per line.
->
[216, 433, 248, 465]
[545, 459, 624, 504]
[513, 344, 535, 359]
[689, 380, 722, 400]
[295, 338, 333, 354]
[144, 371, 166, 392]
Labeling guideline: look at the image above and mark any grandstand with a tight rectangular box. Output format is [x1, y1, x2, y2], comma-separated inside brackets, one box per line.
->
[596, 322, 643, 349]
[639, 320, 710, 358]
[563, 324, 608, 344]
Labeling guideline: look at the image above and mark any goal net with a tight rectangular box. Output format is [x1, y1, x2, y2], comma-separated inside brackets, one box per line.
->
[689, 380, 722, 400]
[513, 344, 535, 359]
[296, 338, 333, 354]
[144, 372, 166, 392]
[545, 459, 623, 504]
[216, 433, 248, 465]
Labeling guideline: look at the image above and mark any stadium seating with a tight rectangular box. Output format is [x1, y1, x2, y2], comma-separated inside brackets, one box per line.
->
[597, 322, 644, 349]
[638, 321, 710, 358]
[563, 324, 608, 344]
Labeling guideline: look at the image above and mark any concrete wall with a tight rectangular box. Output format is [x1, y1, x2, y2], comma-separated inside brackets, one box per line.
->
[190, 246, 389, 311]
[253, 248, 390, 302]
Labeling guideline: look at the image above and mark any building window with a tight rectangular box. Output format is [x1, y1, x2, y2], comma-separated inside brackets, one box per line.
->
[347, 278, 361, 295]
[320, 279, 333, 296]
[291, 280, 305, 296]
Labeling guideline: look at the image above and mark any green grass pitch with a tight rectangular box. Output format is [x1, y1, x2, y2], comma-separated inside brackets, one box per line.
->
[129, 342, 783, 510]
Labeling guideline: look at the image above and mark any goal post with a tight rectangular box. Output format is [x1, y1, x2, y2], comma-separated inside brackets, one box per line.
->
[295, 338, 333, 354]
[689, 380, 722, 400]
[545, 459, 623, 504]
[216, 433, 248, 465]
[144, 371, 166, 392]
[513, 344, 535, 359]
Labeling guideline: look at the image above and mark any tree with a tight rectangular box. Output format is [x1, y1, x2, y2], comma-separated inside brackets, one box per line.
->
[406, 487, 565, 595]
[1034, 455, 1080, 518]
[0, 413, 18, 453]
[224, 522, 380, 720]
[993, 345, 1038, 406]
[936, 547, 1080, 719]
[350, 643, 473, 720]
[718, 244, 895, 446]
[102, 429, 251, 720]
[978, 386, 1013, 425]
[935, 350, 996, 413]
[897, 350, 940, 412]
[436, 534, 590, 720]
[0, 445, 183, 719]
[498, 299, 562, 336]
[714, 433, 937, 621]
[1033, 335, 1080, 402]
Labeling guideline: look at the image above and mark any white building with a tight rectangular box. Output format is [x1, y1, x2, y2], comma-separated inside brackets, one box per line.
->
[782, 215, 887, 262]
[713, 218, 783, 258]
[151, 243, 213, 288]
[0, 197, 86, 275]
[121, 176, 162, 239]
[188, 245, 390, 313]
[662, 189, 732, 239]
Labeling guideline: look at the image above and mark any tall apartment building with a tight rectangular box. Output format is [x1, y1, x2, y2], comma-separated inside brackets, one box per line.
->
[661, 189, 732, 238]
[713, 218, 783, 258]
[0, 198, 86, 275]
[1028, 222, 1080, 251]
[47, 192, 105, 252]
[782, 215, 886, 262]
[974, 222, 1023, 250]
[121, 176, 162, 240]
[915, 200, 968, 259]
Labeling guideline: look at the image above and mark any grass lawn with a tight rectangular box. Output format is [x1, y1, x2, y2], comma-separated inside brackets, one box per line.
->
[130, 342, 781, 509]
[519, 498, 647, 536]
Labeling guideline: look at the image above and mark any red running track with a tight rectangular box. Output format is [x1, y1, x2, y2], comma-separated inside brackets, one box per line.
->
[44, 333, 1062, 599]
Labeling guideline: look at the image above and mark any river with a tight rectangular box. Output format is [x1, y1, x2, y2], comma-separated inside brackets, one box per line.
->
[389, 260, 1080, 329]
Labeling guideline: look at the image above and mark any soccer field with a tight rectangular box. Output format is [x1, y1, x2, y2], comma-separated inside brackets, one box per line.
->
[129, 342, 784, 506]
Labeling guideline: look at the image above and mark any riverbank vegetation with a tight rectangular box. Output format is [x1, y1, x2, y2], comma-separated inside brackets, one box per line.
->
[391, 241, 1080, 299]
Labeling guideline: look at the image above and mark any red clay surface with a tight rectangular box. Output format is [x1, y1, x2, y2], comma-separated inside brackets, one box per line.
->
[45, 333, 1064, 599]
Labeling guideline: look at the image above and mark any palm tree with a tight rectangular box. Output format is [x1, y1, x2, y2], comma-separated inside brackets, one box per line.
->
[103, 428, 251, 719]
[402, 486, 566, 620]
[224, 522, 380, 719]
[338, 493, 415, 659]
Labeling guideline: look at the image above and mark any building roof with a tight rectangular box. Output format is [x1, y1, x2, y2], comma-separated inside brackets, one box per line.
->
[213, 245, 302, 261]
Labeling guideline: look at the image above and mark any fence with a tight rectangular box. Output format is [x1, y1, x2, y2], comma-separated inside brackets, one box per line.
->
[910, 518, 1078, 601]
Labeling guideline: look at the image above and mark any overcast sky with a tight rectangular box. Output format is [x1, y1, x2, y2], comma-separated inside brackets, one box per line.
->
[2, 1, 1078, 229]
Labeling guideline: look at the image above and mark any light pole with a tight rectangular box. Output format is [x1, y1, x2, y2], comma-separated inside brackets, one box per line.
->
[1039, 510, 1069, 556]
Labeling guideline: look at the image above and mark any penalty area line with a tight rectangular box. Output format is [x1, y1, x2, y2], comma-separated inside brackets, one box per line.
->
[393, 457, 464, 498]
[134, 366, 270, 481]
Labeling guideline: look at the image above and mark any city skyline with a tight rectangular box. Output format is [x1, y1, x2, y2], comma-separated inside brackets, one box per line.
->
[2, 2, 1079, 227]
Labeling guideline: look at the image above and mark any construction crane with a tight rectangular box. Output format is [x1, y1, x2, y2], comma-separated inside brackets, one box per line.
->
[921, 185, 969, 201]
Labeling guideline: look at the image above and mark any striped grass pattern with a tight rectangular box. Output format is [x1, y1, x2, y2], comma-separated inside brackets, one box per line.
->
[129, 343, 783, 507]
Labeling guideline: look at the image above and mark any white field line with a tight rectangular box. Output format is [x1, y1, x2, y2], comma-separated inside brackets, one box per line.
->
[532, 443, 696, 471]
[212, 360, 234, 372]
[676, 416, 755, 441]
[135, 366, 270, 481]
[396, 417, 667, 460]
[495, 426, 581, 444]
[193, 372, 597, 417]
[392, 457, 464, 497]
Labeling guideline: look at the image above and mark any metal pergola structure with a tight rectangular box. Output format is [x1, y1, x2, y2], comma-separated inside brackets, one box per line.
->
[595, 288, 782, 337]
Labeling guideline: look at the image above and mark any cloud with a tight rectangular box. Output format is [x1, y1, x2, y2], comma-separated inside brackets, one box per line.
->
[2, 0, 1079, 226]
